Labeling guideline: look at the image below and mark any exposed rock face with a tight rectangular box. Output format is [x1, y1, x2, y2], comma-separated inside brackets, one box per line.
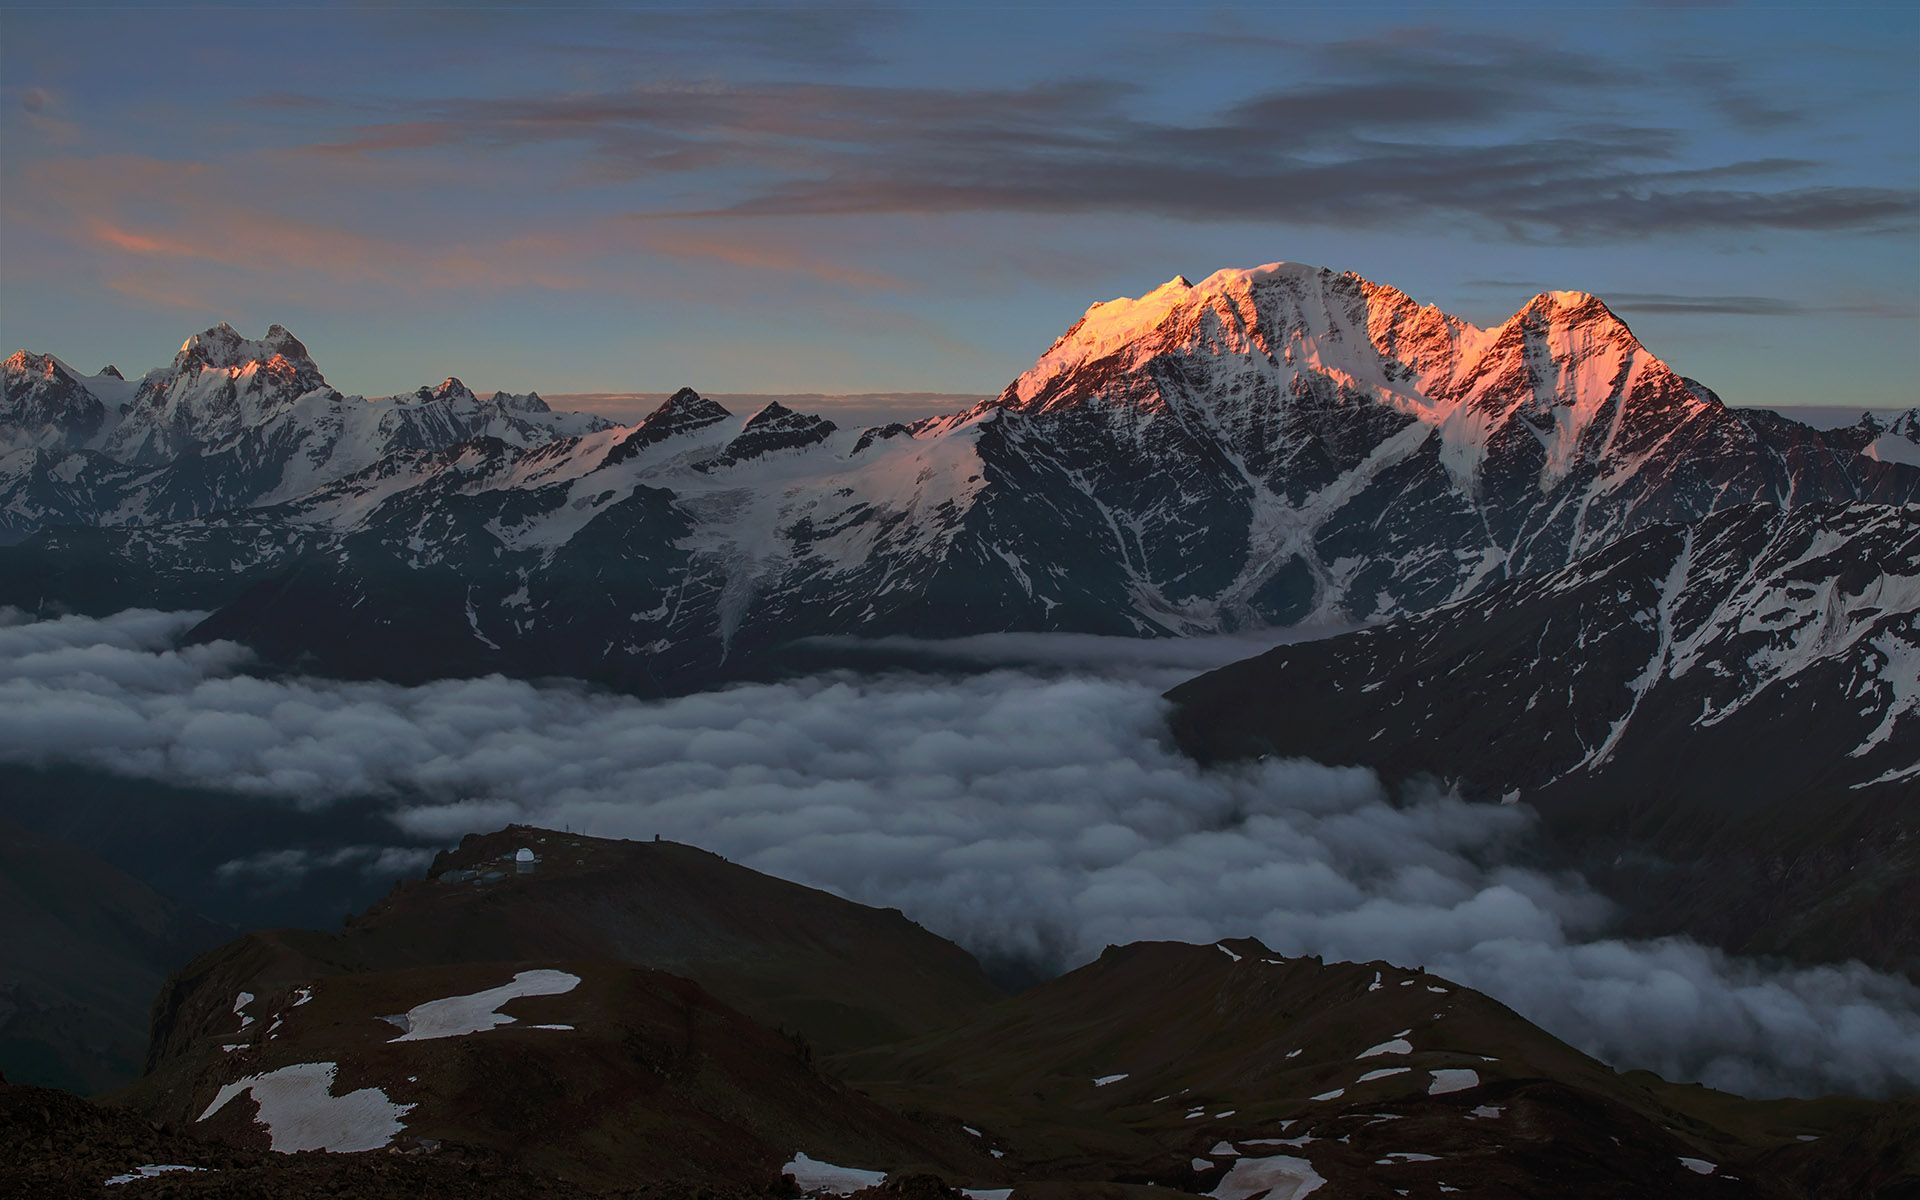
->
[1, 351, 110, 452]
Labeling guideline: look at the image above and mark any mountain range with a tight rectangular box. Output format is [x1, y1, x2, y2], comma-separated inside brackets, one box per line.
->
[0, 817, 226, 1095]
[6, 262, 1920, 1193]
[5, 263, 1917, 690]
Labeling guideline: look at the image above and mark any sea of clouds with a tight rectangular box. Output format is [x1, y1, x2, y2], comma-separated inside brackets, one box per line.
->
[3, 606, 1918, 1098]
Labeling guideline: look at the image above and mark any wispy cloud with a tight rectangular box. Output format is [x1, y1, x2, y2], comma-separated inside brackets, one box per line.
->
[10, 152, 914, 309]
[1605, 291, 1915, 317]
[1463, 279, 1916, 318]
[256, 32, 1914, 242]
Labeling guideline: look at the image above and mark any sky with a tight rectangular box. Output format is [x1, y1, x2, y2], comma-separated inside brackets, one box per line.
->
[2, 1, 1917, 414]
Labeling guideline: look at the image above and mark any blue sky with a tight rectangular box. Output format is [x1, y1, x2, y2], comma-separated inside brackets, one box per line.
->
[2, 1, 1916, 414]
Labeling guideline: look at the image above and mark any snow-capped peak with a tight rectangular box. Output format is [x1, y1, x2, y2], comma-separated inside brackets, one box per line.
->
[656, 387, 731, 422]
[1512, 288, 1631, 333]
[104, 323, 335, 461]
[491, 389, 551, 415]
[6, 350, 56, 377]
[2, 350, 119, 452]
[744, 400, 800, 425]
[419, 377, 477, 404]
[1013, 262, 1343, 404]
[176, 321, 315, 371]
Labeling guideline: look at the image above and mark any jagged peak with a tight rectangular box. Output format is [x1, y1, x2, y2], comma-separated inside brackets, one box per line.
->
[1030, 263, 1643, 376]
[1012, 260, 1431, 405]
[175, 321, 317, 372]
[1003, 260, 1695, 443]
[3, 351, 84, 386]
[1074, 261, 1327, 318]
[653, 387, 731, 421]
[483, 388, 551, 414]
[98, 364, 123, 380]
[602, 387, 732, 464]
[741, 400, 836, 433]
[416, 376, 476, 403]
[1502, 290, 1647, 361]
[1514, 288, 1618, 323]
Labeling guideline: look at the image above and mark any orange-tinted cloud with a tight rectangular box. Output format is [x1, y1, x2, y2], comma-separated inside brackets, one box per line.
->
[86, 221, 196, 257]
[626, 227, 904, 291]
[26, 152, 908, 304]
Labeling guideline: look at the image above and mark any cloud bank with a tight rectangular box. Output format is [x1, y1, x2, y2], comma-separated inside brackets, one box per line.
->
[3, 608, 1917, 1099]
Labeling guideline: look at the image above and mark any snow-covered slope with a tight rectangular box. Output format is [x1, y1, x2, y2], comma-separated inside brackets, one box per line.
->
[5, 269, 1917, 683]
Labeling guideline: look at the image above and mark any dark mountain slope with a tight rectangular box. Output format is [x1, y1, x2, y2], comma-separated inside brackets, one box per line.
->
[144, 827, 1003, 1070]
[1167, 502, 1920, 973]
[838, 939, 1915, 1199]
[123, 960, 985, 1192]
[0, 818, 226, 1094]
[26, 827, 1916, 1198]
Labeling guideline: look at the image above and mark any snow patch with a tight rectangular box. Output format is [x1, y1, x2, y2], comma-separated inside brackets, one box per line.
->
[387, 968, 580, 1042]
[106, 1165, 207, 1186]
[197, 1061, 413, 1152]
[1427, 1069, 1479, 1096]
[1208, 1153, 1327, 1200]
[784, 1153, 887, 1196]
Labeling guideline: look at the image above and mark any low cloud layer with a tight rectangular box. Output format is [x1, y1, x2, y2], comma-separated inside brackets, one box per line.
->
[4, 608, 1918, 1099]
[214, 844, 437, 887]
